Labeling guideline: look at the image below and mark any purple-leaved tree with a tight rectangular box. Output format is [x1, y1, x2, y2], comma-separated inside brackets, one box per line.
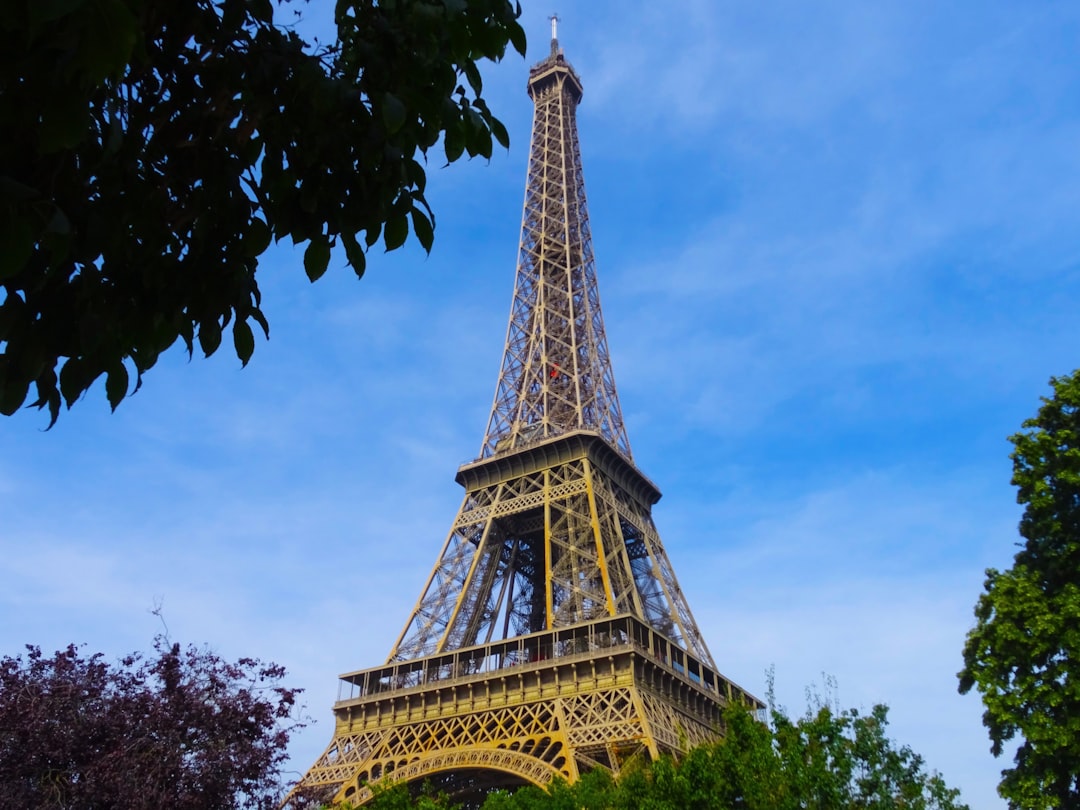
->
[0, 638, 305, 809]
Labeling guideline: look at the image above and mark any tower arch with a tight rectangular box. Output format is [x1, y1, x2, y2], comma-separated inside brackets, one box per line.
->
[336, 747, 565, 806]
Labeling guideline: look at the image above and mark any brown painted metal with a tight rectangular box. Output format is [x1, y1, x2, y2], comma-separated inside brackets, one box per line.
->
[480, 43, 629, 462]
[288, 33, 759, 809]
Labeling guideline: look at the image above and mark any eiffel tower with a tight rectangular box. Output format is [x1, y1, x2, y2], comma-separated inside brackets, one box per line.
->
[289, 21, 759, 807]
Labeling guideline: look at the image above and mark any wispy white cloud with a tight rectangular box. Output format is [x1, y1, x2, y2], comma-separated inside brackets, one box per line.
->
[5, 4, 1077, 810]
[575, 1, 911, 135]
[661, 465, 1018, 807]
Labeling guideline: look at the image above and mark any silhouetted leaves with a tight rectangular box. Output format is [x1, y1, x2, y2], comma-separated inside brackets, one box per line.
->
[105, 361, 128, 409]
[0, 0, 526, 425]
[304, 235, 332, 282]
[384, 214, 409, 252]
[411, 208, 435, 253]
[234, 319, 255, 366]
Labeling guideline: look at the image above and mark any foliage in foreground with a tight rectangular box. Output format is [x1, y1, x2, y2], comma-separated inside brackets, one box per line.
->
[0, 638, 303, 809]
[959, 369, 1080, 809]
[0, 0, 525, 425]
[366, 698, 967, 810]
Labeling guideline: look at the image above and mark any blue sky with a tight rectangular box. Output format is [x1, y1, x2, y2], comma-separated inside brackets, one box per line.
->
[3, 2, 1080, 807]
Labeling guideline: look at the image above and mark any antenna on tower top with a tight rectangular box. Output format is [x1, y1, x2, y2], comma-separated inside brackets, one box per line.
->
[549, 13, 560, 56]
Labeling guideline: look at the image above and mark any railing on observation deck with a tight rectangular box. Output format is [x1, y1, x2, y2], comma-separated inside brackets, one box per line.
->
[337, 615, 759, 710]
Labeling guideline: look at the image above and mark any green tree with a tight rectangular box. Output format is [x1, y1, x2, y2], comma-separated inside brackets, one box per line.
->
[719, 700, 963, 810]
[474, 696, 966, 810]
[366, 780, 459, 810]
[959, 370, 1080, 808]
[0, 0, 525, 425]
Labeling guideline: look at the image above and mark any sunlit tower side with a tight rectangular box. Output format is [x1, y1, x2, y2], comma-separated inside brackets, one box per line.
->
[288, 24, 760, 808]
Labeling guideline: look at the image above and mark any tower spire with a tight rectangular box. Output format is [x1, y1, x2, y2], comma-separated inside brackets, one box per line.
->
[549, 13, 560, 56]
[288, 31, 759, 810]
[481, 35, 631, 461]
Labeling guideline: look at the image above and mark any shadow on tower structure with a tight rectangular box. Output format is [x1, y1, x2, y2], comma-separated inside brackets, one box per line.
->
[288, 24, 761, 809]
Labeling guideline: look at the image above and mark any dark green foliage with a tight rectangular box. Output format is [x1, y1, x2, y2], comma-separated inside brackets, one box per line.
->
[959, 370, 1080, 808]
[368, 696, 966, 810]
[366, 781, 460, 810]
[0, 0, 525, 425]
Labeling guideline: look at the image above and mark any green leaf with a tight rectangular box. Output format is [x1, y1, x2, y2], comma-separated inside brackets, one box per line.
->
[490, 116, 510, 150]
[443, 120, 465, 164]
[59, 357, 96, 407]
[382, 93, 407, 134]
[465, 109, 492, 160]
[0, 177, 42, 202]
[0, 293, 26, 341]
[341, 231, 366, 279]
[0, 211, 34, 280]
[103, 115, 123, 155]
[105, 362, 128, 410]
[233, 319, 255, 366]
[38, 95, 90, 153]
[45, 206, 72, 237]
[78, 0, 138, 83]
[410, 207, 434, 253]
[478, 126, 493, 159]
[304, 235, 331, 282]
[177, 318, 195, 356]
[250, 308, 270, 339]
[244, 218, 272, 257]
[384, 213, 408, 252]
[406, 159, 428, 193]
[0, 384, 28, 416]
[463, 61, 483, 96]
[250, 0, 273, 23]
[198, 319, 222, 357]
[32, 371, 62, 429]
[508, 21, 527, 57]
[29, 0, 88, 28]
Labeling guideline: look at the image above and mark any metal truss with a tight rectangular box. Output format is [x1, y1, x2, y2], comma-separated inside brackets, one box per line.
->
[481, 43, 630, 461]
[286, 617, 758, 807]
[387, 432, 715, 669]
[290, 34, 758, 808]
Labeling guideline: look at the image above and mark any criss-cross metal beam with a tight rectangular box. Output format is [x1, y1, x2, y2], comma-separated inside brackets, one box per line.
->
[289, 31, 758, 810]
[480, 46, 631, 461]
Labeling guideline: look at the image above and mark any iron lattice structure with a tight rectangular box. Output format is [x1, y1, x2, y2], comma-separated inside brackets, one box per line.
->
[289, 31, 759, 809]
[480, 35, 629, 463]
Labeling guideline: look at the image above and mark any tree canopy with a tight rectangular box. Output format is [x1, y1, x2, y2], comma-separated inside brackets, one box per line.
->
[0, 0, 525, 425]
[0, 638, 303, 809]
[364, 695, 967, 810]
[959, 369, 1080, 808]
